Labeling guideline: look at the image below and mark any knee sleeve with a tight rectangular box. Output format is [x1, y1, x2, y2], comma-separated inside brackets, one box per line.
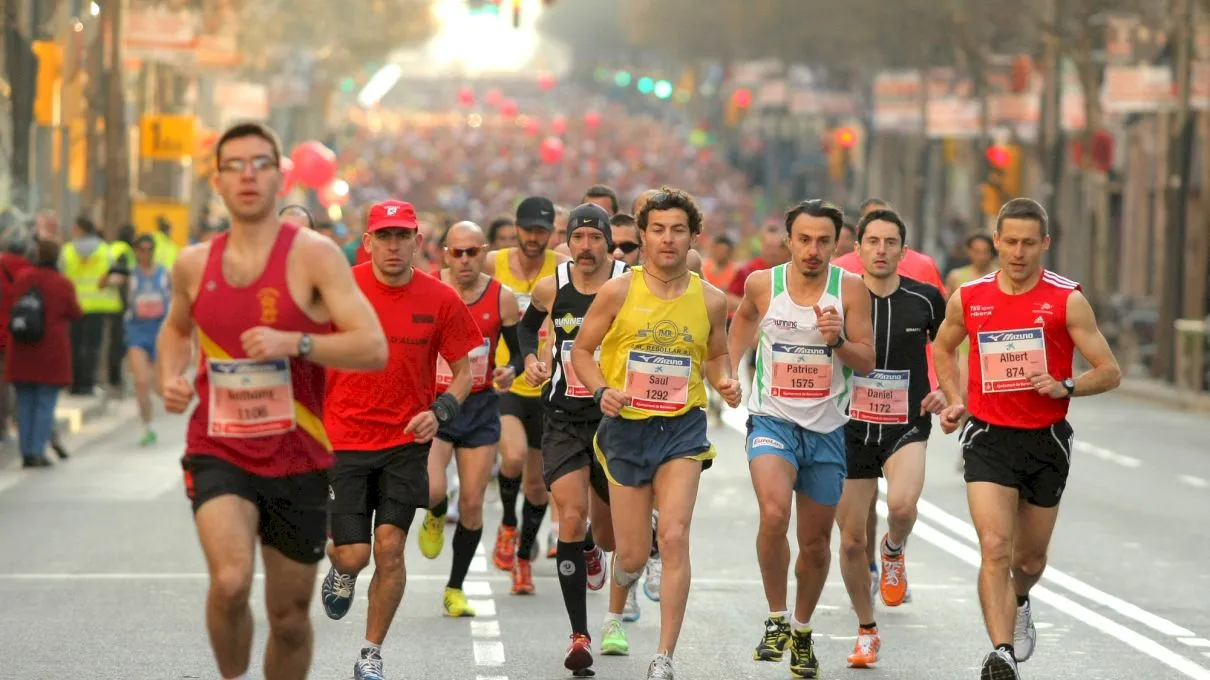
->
[374, 499, 418, 532]
[330, 512, 372, 546]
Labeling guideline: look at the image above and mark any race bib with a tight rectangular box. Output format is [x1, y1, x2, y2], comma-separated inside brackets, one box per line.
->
[207, 358, 295, 437]
[850, 369, 910, 424]
[561, 340, 600, 398]
[624, 350, 690, 413]
[133, 292, 165, 320]
[770, 343, 832, 399]
[977, 327, 1048, 393]
[437, 337, 492, 389]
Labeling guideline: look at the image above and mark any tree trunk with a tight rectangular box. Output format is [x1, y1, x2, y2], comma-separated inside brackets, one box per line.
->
[102, 0, 129, 237]
[5, 0, 36, 210]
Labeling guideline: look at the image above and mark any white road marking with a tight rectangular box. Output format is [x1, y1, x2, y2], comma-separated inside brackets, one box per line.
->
[464, 580, 493, 596]
[1179, 475, 1209, 489]
[476, 676, 509, 680]
[471, 620, 501, 638]
[1182, 638, 1210, 648]
[473, 640, 505, 666]
[468, 598, 496, 617]
[470, 555, 488, 573]
[1072, 440, 1143, 468]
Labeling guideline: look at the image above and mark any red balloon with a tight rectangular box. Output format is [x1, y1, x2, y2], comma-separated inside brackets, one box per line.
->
[318, 180, 350, 208]
[499, 99, 519, 118]
[537, 72, 556, 92]
[485, 89, 503, 107]
[584, 111, 601, 130]
[539, 136, 564, 165]
[289, 141, 337, 189]
[277, 157, 296, 197]
[457, 87, 475, 107]
[551, 115, 567, 135]
[524, 117, 541, 136]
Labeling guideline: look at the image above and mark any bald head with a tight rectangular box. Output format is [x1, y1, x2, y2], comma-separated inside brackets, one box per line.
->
[446, 221, 486, 244]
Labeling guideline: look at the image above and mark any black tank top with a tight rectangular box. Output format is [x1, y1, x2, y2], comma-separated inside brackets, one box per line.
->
[543, 259, 629, 422]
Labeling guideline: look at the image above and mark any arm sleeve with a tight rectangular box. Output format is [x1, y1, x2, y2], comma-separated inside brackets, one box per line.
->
[500, 324, 524, 374]
[517, 303, 548, 362]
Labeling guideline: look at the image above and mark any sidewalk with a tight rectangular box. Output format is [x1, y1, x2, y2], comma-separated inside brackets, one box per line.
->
[1114, 376, 1210, 413]
[53, 392, 113, 435]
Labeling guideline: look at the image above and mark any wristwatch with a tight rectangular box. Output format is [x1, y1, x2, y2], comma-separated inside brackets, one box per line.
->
[1061, 378, 1075, 397]
[297, 333, 313, 358]
[827, 335, 846, 350]
[593, 386, 607, 405]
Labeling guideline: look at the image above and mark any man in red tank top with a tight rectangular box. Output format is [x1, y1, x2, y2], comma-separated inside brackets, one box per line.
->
[319, 200, 485, 680]
[417, 221, 525, 618]
[156, 122, 388, 680]
[932, 198, 1121, 680]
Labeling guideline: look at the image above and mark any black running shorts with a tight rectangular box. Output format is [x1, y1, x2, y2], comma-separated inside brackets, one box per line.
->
[328, 443, 430, 545]
[436, 390, 501, 449]
[499, 392, 544, 449]
[541, 415, 609, 503]
[960, 416, 1073, 508]
[846, 415, 932, 480]
[182, 454, 329, 565]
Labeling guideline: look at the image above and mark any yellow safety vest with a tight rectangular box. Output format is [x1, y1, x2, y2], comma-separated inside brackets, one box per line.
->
[152, 232, 178, 270]
[61, 242, 123, 314]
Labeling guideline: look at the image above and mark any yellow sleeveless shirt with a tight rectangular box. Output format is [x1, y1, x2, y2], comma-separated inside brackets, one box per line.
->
[493, 248, 558, 398]
[598, 266, 710, 420]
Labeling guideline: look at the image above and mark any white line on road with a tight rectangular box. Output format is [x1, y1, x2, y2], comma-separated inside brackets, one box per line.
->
[464, 580, 493, 597]
[471, 620, 501, 638]
[468, 598, 496, 617]
[473, 640, 505, 666]
[896, 505, 1210, 680]
[1182, 638, 1210, 648]
[1179, 475, 1209, 489]
[1072, 440, 1143, 468]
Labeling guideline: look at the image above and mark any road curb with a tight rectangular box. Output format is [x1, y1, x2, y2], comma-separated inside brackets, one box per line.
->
[53, 395, 111, 434]
[1115, 377, 1210, 414]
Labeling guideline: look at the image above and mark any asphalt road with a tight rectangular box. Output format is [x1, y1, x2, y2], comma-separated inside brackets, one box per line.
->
[0, 390, 1206, 680]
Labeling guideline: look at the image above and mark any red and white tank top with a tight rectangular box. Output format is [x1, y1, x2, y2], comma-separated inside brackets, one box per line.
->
[961, 269, 1079, 429]
[437, 277, 503, 394]
[186, 222, 334, 476]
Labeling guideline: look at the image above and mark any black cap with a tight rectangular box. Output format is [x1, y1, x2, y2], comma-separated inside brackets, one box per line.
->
[515, 196, 556, 230]
[567, 203, 613, 246]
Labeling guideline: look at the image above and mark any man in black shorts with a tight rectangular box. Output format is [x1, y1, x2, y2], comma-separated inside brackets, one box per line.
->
[518, 204, 630, 672]
[834, 209, 946, 669]
[319, 200, 484, 680]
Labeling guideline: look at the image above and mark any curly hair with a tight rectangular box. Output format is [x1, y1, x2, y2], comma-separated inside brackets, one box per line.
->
[636, 186, 703, 235]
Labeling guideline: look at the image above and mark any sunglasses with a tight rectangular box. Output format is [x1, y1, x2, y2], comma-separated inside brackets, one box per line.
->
[614, 241, 640, 254]
[447, 246, 483, 258]
[217, 155, 278, 174]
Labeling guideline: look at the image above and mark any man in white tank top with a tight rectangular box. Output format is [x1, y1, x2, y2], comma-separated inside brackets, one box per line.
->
[728, 200, 876, 678]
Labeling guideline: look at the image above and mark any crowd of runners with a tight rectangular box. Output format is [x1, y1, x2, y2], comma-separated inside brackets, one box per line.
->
[157, 122, 1122, 680]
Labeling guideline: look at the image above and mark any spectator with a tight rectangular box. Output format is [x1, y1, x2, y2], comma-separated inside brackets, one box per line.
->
[4, 239, 81, 468]
[0, 228, 32, 443]
[61, 216, 121, 396]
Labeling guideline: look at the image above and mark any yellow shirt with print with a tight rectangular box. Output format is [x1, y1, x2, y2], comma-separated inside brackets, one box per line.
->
[493, 248, 558, 398]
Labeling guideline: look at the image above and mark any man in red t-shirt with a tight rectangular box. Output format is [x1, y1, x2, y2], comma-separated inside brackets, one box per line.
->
[319, 199, 484, 679]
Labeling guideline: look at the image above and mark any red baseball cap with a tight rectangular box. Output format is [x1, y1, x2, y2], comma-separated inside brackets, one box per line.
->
[367, 199, 419, 233]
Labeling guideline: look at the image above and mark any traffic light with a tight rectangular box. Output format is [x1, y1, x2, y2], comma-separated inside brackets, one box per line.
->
[984, 143, 1021, 196]
[834, 127, 857, 150]
[731, 88, 753, 108]
[979, 182, 1003, 217]
[512, 0, 521, 27]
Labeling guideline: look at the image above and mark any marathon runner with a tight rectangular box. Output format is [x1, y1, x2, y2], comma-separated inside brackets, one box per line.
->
[319, 199, 484, 680]
[582, 184, 620, 215]
[157, 122, 388, 680]
[727, 199, 875, 679]
[416, 221, 525, 618]
[632, 188, 704, 275]
[484, 196, 570, 589]
[518, 203, 628, 673]
[118, 234, 170, 446]
[834, 209, 946, 668]
[572, 186, 742, 680]
[944, 233, 998, 409]
[831, 197, 945, 602]
[933, 198, 1121, 680]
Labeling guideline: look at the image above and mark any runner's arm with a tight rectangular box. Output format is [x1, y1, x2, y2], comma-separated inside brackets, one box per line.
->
[933, 290, 968, 406]
[687, 249, 703, 275]
[306, 236, 388, 370]
[702, 282, 735, 389]
[571, 275, 628, 394]
[517, 276, 554, 365]
[498, 285, 525, 375]
[154, 246, 202, 391]
[1065, 290, 1122, 396]
[438, 295, 487, 404]
[726, 269, 769, 377]
[837, 274, 876, 375]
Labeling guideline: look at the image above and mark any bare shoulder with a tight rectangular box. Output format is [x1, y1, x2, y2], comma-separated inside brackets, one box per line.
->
[553, 249, 572, 263]
[687, 249, 703, 273]
[744, 268, 772, 295]
[172, 242, 212, 297]
[700, 275, 728, 316]
[597, 271, 633, 301]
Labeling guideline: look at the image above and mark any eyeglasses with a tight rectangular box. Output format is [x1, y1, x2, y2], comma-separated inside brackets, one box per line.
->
[614, 241, 640, 254]
[217, 155, 278, 174]
[447, 246, 482, 259]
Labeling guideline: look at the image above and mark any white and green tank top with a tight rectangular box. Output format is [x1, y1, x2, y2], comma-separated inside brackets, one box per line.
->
[747, 263, 853, 432]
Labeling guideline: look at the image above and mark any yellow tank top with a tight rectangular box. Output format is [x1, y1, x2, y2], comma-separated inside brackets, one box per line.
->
[599, 266, 710, 420]
[493, 248, 559, 398]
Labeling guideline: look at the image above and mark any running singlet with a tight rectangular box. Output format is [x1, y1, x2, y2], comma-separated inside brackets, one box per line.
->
[437, 276, 503, 395]
[545, 259, 629, 422]
[599, 266, 710, 421]
[326, 265, 482, 450]
[748, 263, 852, 432]
[125, 265, 170, 323]
[186, 222, 333, 477]
[493, 248, 558, 398]
[948, 265, 985, 355]
[961, 269, 1080, 429]
[847, 276, 945, 441]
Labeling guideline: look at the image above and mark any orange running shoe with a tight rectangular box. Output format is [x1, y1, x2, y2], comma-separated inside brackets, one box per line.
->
[879, 534, 908, 606]
[493, 525, 518, 571]
[563, 633, 593, 671]
[511, 557, 535, 595]
[847, 626, 881, 668]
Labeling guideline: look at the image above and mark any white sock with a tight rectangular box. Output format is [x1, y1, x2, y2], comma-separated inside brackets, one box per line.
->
[790, 616, 811, 632]
[362, 640, 381, 654]
[605, 611, 621, 622]
[770, 610, 790, 620]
